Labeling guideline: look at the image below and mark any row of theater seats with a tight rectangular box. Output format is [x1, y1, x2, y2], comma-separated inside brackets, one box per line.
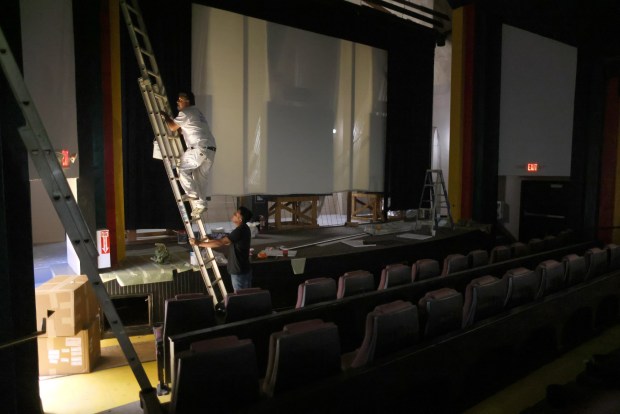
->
[217, 233, 580, 315]
[153, 232, 583, 394]
[163, 243, 620, 413]
[294, 235, 585, 309]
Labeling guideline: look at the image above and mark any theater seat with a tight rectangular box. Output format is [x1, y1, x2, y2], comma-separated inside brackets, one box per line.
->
[585, 247, 608, 280]
[225, 288, 272, 323]
[503, 267, 541, 309]
[345, 300, 419, 369]
[544, 235, 560, 250]
[170, 336, 259, 413]
[154, 294, 216, 393]
[418, 287, 463, 339]
[411, 259, 440, 282]
[510, 242, 530, 258]
[562, 254, 587, 286]
[262, 319, 341, 397]
[557, 229, 575, 246]
[488, 245, 511, 264]
[462, 275, 506, 328]
[467, 249, 489, 268]
[337, 270, 375, 298]
[528, 238, 545, 254]
[605, 244, 620, 272]
[536, 259, 565, 297]
[295, 277, 337, 308]
[377, 263, 412, 290]
[441, 254, 468, 276]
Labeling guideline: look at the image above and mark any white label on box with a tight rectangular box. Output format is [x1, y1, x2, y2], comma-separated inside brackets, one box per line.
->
[71, 347, 83, 357]
[48, 349, 60, 364]
[71, 356, 83, 366]
[65, 338, 81, 347]
[60, 358, 69, 363]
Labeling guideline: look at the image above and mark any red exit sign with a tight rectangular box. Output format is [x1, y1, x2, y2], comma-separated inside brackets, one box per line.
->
[527, 163, 538, 172]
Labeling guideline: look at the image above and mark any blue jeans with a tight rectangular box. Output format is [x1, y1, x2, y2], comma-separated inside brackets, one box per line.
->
[231, 270, 252, 292]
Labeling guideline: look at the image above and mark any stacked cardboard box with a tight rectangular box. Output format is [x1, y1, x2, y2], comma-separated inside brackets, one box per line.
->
[35, 275, 101, 375]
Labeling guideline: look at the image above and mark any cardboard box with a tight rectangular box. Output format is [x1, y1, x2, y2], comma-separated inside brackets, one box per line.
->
[37, 318, 101, 376]
[35, 275, 99, 337]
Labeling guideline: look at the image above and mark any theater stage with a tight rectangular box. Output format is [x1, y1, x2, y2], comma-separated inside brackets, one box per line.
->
[100, 221, 493, 328]
[248, 221, 492, 309]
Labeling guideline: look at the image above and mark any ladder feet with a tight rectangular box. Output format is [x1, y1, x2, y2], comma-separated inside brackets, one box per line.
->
[156, 382, 170, 396]
[215, 302, 226, 315]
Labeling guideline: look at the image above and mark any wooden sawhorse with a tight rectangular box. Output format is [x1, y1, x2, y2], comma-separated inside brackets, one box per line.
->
[268, 195, 319, 229]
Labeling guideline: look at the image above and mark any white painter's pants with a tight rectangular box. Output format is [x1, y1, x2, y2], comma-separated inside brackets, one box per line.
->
[178, 147, 215, 209]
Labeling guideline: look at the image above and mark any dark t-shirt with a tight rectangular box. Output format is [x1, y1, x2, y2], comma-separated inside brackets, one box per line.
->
[227, 223, 251, 275]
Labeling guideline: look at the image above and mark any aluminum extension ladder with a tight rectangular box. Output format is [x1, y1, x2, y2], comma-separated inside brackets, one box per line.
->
[416, 169, 454, 232]
[119, 0, 228, 308]
[0, 25, 162, 413]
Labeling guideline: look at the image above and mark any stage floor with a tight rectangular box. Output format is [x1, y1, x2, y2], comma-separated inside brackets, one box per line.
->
[33, 220, 491, 286]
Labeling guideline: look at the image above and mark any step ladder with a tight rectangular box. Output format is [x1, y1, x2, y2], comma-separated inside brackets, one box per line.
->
[416, 169, 454, 232]
[0, 25, 162, 413]
[120, 0, 228, 308]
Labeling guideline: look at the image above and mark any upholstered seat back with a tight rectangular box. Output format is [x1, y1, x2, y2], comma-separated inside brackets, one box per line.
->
[562, 254, 587, 286]
[225, 288, 272, 323]
[350, 300, 419, 369]
[378, 263, 412, 289]
[488, 245, 511, 264]
[295, 277, 337, 308]
[337, 270, 375, 298]
[606, 244, 620, 272]
[585, 247, 608, 280]
[536, 259, 565, 297]
[462, 275, 506, 328]
[170, 335, 259, 413]
[418, 287, 463, 339]
[467, 249, 489, 268]
[510, 242, 530, 259]
[441, 254, 468, 276]
[411, 259, 440, 282]
[503, 267, 540, 309]
[262, 319, 341, 396]
[157, 295, 216, 385]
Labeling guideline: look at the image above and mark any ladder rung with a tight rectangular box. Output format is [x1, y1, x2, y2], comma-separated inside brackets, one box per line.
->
[125, 3, 139, 15]
[140, 68, 161, 81]
[138, 47, 154, 59]
[132, 26, 147, 38]
[201, 255, 216, 263]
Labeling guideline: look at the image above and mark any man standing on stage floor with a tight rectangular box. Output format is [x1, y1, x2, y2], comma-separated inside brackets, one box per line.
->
[161, 91, 216, 219]
[189, 206, 253, 291]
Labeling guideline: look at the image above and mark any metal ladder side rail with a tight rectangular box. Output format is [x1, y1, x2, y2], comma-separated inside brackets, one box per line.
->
[426, 169, 454, 229]
[0, 26, 161, 412]
[429, 170, 453, 229]
[120, 0, 167, 102]
[434, 171, 454, 228]
[121, 0, 228, 305]
[139, 80, 227, 306]
[138, 79, 184, 166]
[416, 169, 454, 231]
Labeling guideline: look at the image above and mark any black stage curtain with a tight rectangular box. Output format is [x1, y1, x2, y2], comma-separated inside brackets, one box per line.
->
[121, 0, 191, 229]
[384, 38, 435, 211]
[0, 2, 43, 411]
[73, 0, 104, 234]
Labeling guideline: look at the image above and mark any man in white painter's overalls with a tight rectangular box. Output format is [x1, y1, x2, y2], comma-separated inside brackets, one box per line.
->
[162, 91, 216, 219]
